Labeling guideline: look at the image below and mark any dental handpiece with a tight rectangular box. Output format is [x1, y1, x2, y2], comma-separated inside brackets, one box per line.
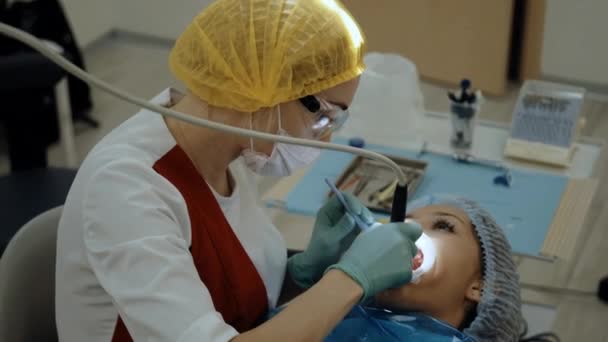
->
[325, 176, 409, 231]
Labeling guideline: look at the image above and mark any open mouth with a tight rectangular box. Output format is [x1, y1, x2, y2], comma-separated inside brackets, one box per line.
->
[412, 248, 424, 270]
[411, 233, 436, 282]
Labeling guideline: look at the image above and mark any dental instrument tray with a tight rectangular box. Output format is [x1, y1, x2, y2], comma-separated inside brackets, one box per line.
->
[329, 155, 427, 214]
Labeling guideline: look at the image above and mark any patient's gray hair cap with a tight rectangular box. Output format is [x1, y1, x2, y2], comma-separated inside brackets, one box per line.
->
[407, 194, 522, 342]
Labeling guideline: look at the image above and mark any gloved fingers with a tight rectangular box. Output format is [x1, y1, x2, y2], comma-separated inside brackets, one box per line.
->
[286, 254, 317, 289]
[330, 213, 358, 240]
[339, 225, 359, 253]
[342, 192, 375, 225]
[327, 221, 423, 300]
[396, 220, 423, 242]
[324, 194, 344, 212]
[317, 195, 348, 225]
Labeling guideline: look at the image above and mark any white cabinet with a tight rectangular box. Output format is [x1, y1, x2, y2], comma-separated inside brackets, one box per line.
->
[542, 0, 608, 85]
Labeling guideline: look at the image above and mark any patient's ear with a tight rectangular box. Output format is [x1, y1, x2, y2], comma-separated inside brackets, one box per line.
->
[465, 279, 482, 303]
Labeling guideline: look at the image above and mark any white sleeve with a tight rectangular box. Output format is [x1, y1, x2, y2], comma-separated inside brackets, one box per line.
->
[82, 160, 239, 342]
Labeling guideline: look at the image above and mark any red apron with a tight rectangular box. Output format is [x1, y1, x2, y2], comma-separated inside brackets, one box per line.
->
[112, 146, 269, 341]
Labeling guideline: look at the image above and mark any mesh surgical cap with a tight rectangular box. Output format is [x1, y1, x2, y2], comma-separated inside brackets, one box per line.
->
[407, 194, 522, 342]
[169, 0, 366, 112]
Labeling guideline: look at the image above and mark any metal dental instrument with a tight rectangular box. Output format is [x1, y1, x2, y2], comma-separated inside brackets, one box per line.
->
[325, 178, 382, 231]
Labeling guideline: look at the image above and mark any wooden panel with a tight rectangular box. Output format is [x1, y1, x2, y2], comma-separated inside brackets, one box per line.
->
[541, 178, 598, 260]
[519, 0, 546, 80]
[341, 0, 515, 95]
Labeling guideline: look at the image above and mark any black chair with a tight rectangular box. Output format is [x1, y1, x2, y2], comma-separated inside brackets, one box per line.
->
[0, 25, 80, 255]
[0, 41, 78, 254]
[0, 50, 68, 171]
[1, 0, 94, 171]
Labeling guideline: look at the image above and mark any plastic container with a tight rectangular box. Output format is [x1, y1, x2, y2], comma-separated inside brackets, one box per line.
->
[450, 102, 478, 149]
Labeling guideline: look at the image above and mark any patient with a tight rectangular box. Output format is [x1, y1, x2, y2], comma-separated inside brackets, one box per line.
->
[280, 195, 522, 342]
[327, 195, 522, 341]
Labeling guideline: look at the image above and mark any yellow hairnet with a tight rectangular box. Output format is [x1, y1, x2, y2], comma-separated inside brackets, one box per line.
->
[169, 0, 366, 112]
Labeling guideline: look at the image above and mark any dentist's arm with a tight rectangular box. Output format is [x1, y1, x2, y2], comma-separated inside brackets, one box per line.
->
[233, 221, 422, 342]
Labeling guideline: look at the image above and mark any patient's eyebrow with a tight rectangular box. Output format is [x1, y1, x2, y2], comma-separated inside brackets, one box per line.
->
[433, 211, 467, 226]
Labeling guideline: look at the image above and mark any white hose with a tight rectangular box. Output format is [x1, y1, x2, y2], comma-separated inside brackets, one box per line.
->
[0, 22, 407, 185]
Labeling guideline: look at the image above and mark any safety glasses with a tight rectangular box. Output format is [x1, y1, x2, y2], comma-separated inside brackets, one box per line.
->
[299, 95, 350, 139]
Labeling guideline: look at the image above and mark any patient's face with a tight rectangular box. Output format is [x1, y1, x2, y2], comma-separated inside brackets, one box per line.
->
[374, 205, 482, 326]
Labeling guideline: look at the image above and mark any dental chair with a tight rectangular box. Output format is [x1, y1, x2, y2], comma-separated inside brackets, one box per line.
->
[0, 205, 300, 342]
[0, 206, 62, 342]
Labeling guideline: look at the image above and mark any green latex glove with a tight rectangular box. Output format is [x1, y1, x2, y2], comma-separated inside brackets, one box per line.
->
[327, 220, 422, 303]
[287, 192, 375, 288]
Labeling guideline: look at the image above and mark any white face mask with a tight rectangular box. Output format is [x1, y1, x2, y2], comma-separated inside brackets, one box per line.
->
[242, 106, 321, 177]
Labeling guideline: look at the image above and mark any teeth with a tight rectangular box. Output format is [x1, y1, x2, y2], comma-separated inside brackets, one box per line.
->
[412, 249, 424, 270]
[411, 233, 437, 282]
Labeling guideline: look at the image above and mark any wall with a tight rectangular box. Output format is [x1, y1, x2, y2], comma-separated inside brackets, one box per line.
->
[541, 0, 608, 86]
[60, 0, 212, 47]
[60, 0, 608, 89]
[114, 0, 213, 41]
[60, 0, 116, 47]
